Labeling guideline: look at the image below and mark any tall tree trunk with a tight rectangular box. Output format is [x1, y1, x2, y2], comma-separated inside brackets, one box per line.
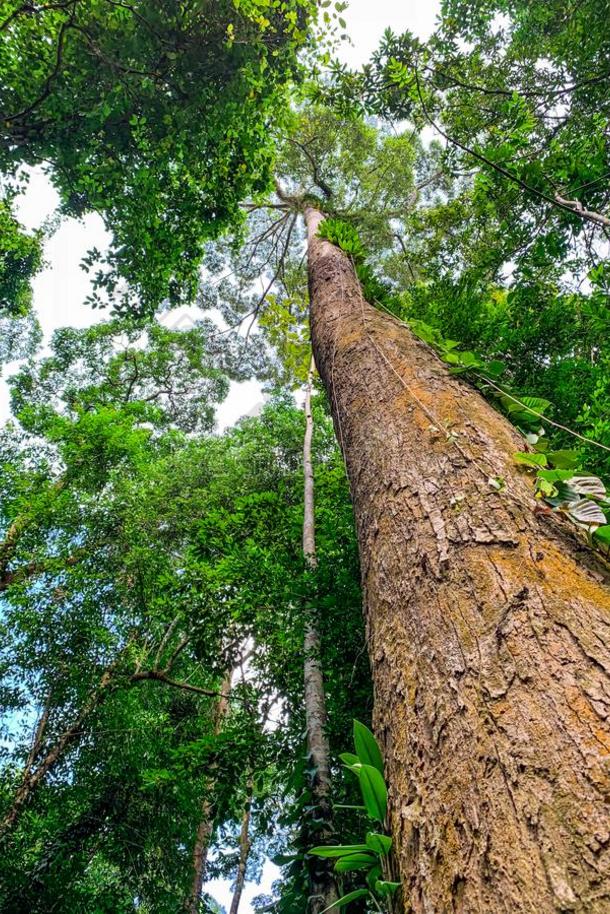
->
[302, 357, 339, 914]
[228, 776, 254, 914]
[184, 668, 233, 914]
[305, 205, 610, 914]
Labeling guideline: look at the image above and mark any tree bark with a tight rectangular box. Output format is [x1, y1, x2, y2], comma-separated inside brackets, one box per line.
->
[302, 357, 339, 914]
[184, 667, 233, 914]
[305, 204, 610, 914]
[228, 776, 254, 914]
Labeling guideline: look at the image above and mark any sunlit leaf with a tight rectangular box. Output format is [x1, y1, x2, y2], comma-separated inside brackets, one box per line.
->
[353, 720, 384, 774]
[358, 764, 387, 821]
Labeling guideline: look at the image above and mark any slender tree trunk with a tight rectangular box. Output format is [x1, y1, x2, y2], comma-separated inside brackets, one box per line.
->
[302, 357, 339, 914]
[184, 668, 233, 914]
[305, 205, 610, 914]
[228, 776, 253, 914]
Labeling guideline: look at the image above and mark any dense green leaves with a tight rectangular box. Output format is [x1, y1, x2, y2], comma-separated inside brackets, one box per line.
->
[0, 0, 318, 315]
[0, 198, 42, 317]
[1, 2, 610, 911]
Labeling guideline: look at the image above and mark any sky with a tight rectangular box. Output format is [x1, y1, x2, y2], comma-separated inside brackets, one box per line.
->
[2, 1, 440, 909]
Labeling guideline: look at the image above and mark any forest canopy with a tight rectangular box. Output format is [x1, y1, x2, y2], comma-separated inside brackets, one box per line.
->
[1, 2, 610, 913]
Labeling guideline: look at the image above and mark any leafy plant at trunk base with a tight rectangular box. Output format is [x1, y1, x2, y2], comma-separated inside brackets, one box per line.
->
[309, 722, 399, 912]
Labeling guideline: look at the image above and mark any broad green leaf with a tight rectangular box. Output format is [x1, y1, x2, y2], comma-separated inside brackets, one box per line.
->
[513, 451, 547, 468]
[310, 845, 369, 858]
[320, 889, 369, 913]
[339, 752, 361, 767]
[366, 864, 382, 890]
[537, 469, 574, 483]
[375, 881, 401, 897]
[335, 852, 378, 872]
[594, 526, 610, 544]
[353, 720, 384, 774]
[482, 359, 505, 378]
[358, 763, 388, 821]
[546, 450, 580, 470]
[518, 396, 552, 415]
[366, 832, 392, 854]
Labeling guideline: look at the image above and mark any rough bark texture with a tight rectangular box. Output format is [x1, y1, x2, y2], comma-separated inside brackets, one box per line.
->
[305, 205, 610, 914]
[302, 359, 339, 914]
[228, 778, 253, 914]
[184, 668, 233, 914]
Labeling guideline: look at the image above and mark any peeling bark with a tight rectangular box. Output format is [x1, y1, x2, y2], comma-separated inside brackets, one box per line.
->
[302, 358, 339, 914]
[306, 205, 610, 914]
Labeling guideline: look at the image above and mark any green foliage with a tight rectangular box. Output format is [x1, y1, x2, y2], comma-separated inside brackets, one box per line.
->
[318, 218, 366, 260]
[0, 319, 370, 910]
[0, 0, 318, 315]
[2, 6, 610, 912]
[0, 198, 42, 317]
[352, 721, 384, 776]
[309, 722, 396, 912]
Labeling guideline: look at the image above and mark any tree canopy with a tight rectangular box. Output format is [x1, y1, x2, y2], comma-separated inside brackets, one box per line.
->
[1, 1, 610, 912]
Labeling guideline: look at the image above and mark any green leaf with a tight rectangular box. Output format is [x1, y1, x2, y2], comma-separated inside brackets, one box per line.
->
[353, 720, 384, 774]
[334, 852, 378, 872]
[358, 763, 388, 821]
[537, 469, 574, 483]
[366, 864, 382, 890]
[546, 450, 580, 470]
[309, 845, 369, 858]
[482, 359, 505, 378]
[319, 889, 369, 913]
[513, 451, 547, 468]
[593, 525, 610, 544]
[272, 853, 299, 866]
[519, 396, 552, 415]
[537, 477, 558, 498]
[375, 881, 401, 897]
[366, 832, 392, 854]
[339, 752, 361, 767]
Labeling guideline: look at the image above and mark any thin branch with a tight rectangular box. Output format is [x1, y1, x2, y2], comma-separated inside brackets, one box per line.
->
[24, 694, 52, 775]
[163, 634, 191, 674]
[412, 68, 610, 229]
[5, 5, 77, 122]
[422, 60, 610, 100]
[0, 662, 118, 839]
[0, 0, 76, 32]
[554, 193, 610, 228]
[131, 669, 231, 701]
[289, 138, 333, 200]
